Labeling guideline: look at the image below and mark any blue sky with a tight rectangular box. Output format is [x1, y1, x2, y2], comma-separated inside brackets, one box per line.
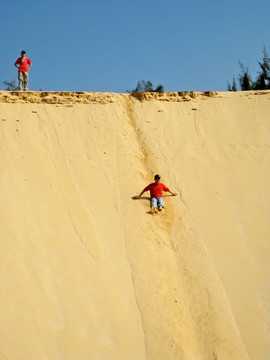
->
[1, 0, 269, 92]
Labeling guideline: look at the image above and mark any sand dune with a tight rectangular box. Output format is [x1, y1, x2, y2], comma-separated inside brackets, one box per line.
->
[0, 90, 269, 360]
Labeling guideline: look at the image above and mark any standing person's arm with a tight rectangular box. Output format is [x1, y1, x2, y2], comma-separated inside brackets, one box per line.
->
[14, 59, 19, 69]
[27, 59, 32, 70]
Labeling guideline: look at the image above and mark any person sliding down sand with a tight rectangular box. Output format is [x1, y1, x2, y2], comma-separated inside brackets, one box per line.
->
[133, 174, 177, 213]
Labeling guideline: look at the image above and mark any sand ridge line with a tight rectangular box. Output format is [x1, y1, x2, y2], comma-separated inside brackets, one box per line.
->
[130, 91, 217, 102]
[0, 91, 118, 105]
[0, 90, 217, 105]
[1, 89, 269, 105]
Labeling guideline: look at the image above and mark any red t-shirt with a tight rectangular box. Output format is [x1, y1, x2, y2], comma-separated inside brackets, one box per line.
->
[143, 183, 170, 198]
[15, 57, 32, 72]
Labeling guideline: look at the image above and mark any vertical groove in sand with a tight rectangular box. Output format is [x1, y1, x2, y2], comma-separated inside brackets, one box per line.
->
[124, 95, 158, 175]
[119, 94, 250, 360]
[121, 95, 207, 359]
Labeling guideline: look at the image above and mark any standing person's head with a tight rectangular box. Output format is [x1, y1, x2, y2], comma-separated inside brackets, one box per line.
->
[21, 50, 26, 57]
[154, 174, 161, 184]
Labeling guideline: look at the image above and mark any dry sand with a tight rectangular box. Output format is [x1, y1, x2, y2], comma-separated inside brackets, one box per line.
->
[0, 90, 269, 360]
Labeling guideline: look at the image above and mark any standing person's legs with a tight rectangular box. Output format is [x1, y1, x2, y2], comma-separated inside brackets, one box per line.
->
[23, 72, 29, 91]
[18, 72, 23, 91]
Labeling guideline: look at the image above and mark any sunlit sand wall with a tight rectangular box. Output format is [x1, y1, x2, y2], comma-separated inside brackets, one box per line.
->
[0, 90, 269, 360]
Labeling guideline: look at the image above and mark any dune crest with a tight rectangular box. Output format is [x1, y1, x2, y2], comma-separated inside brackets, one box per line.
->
[1, 90, 269, 360]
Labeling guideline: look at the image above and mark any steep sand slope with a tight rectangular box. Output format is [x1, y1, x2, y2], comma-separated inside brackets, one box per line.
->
[0, 90, 269, 360]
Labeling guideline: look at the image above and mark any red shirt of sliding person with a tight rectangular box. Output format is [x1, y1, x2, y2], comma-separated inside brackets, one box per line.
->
[133, 174, 178, 213]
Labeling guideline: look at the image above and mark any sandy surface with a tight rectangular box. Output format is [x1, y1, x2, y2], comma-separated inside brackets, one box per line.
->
[0, 90, 269, 360]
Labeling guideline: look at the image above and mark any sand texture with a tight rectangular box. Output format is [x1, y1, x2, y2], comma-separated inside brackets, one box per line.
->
[0, 90, 269, 360]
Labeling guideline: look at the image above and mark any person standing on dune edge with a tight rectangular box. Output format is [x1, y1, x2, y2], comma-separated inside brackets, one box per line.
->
[133, 174, 177, 213]
[14, 50, 32, 91]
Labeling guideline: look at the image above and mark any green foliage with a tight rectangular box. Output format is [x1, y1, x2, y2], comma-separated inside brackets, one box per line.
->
[227, 46, 270, 91]
[253, 46, 270, 90]
[154, 84, 164, 92]
[238, 62, 253, 90]
[128, 80, 164, 92]
[227, 76, 237, 91]
[3, 79, 18, 91]
[232, 77, 237, 91]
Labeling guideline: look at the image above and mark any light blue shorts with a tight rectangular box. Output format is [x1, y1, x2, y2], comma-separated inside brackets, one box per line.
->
[151, 197, 165, 208]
